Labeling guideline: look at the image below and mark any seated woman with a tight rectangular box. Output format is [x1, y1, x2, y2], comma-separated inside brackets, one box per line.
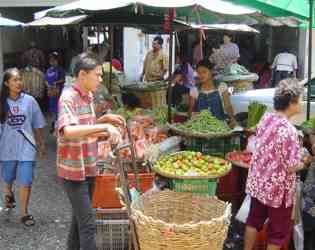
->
[188, 60, 236, 127]
[169, 68, 190, 107]
[175, 54, 195, 88]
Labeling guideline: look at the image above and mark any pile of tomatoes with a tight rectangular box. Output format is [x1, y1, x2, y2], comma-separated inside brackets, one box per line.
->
[227, 151, 252, 167]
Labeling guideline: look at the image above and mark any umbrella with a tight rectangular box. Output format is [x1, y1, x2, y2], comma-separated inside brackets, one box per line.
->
[0, 16, 24, 27]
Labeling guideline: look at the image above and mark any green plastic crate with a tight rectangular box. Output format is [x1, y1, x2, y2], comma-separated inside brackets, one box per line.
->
[171, 178, 218, 196]
[184, 136, 240, 157]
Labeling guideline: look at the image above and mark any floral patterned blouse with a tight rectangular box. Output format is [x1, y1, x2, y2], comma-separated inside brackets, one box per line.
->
[246, 113, 301, 208]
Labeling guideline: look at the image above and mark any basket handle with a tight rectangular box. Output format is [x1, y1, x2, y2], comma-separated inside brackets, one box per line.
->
[115, 173, 127, 208]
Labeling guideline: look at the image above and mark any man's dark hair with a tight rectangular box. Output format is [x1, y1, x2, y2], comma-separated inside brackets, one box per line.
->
[196, 59, 215, 71]
[73, 53, 101, 77]
[154, 36, 164, 46]
[223, 32, 233, 39]
[122, 93, 140, 108]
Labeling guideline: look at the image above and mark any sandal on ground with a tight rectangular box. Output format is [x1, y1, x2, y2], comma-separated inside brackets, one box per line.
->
[21, 215, 35, 227]
[4, 194, 16, 209]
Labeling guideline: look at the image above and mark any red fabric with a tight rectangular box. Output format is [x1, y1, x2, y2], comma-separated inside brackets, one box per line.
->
[112, 58, 122, 71]
[246, 197, 293, 247]
[57, 85, 98, 181]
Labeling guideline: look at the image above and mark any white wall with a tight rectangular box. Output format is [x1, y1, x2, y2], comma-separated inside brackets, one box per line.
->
[123, 27, 175, 83]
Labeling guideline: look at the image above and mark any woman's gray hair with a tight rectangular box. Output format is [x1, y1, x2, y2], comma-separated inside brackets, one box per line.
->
[273, 78, 304, 111]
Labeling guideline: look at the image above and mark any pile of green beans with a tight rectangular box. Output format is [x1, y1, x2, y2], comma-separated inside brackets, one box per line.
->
[176, 110, 230, 134]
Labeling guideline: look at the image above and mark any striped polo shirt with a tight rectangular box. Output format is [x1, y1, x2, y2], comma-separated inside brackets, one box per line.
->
[57, 84, 98, 181]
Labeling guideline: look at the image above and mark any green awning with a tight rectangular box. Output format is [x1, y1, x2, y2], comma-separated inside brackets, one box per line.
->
[233, 0, 309, 20]
[34, 0, 261, 26]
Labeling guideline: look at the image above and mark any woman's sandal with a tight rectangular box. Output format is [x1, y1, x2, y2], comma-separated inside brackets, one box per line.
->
[4, 194, 16, 209]
[21, 215, 35, 227]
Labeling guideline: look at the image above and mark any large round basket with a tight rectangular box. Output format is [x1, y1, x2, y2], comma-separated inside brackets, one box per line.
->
[167, 123, 234, 139]
[152, 151, 232, 180]
[131, 190, 231, 250]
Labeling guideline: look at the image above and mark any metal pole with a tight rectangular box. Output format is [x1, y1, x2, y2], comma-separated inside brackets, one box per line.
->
[167, 31, 174, 123]
[307, 0, 313, 119]
[109, 25, 114, 94]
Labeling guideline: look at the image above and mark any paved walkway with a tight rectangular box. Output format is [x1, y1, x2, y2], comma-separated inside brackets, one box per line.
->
[0, 130, 244, 250]
[0, 133, 71, 250]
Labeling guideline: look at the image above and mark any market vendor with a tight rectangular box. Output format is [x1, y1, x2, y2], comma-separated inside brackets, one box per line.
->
[188, 60, 236, 127]
[175, 53, 195, 88]
[141, 36, 168, 82]
[221, 33, 240, 65]
[169, 67, 190, 107]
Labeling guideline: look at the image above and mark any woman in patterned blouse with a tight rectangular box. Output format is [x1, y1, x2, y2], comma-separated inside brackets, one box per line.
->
[244, 78, 306, 250]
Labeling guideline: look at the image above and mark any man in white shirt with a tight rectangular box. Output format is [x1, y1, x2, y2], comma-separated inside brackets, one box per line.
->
[272, 49, 298, 86]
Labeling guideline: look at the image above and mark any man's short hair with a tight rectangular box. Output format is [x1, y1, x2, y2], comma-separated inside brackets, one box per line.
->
[153, 36, 164, 46]
[73, 53, 101, 77]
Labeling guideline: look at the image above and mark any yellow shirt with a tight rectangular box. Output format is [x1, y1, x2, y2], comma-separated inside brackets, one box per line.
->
[143, 50, 168, 82]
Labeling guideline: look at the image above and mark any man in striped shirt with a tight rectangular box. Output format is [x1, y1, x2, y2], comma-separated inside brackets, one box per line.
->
[57, 53, 125, 250]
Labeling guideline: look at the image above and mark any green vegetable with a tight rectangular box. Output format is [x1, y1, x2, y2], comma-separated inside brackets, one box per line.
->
[124, 81, 168, 91]
[177, 103, 189, 112]
[114, 108, 134, 120]
[247, 102, 267, 128]
[301, 118, 315, 130]
[144, 106, 175, 125]
[175, 110, 230, 134]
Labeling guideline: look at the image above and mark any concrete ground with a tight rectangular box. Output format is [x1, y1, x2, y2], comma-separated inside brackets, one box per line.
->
[0, 133, 71, 250]
[0, 130, 244, 250]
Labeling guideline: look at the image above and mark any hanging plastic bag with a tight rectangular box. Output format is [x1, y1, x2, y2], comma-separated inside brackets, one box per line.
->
[246, 135, 256, 153]
[293, 180, 304, 250]
[235, 195, 251, 224]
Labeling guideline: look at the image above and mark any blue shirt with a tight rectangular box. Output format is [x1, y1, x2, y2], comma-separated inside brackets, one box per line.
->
[0, 93, 46, 161]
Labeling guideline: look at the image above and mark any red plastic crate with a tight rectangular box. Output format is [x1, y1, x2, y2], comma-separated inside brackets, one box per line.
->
[254, 223, 290, 250]
[92, 172, 154, 209]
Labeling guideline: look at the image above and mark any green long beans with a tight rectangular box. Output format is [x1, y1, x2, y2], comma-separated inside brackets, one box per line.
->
[176, 111, 230, 134]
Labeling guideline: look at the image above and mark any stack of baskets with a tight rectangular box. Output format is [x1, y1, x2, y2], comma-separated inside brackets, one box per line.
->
[123, 84, 167, 109]
[131, 191, 231, 250]
[95, 209, 129, 250]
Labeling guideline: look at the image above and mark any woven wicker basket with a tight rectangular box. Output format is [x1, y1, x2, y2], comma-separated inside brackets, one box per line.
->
[131, 191, 231, 250]
[167, 123, 233, 139]
[125, 88, 167, 109]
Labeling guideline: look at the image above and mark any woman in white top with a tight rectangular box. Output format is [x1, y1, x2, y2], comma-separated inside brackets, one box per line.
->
[221, 33, 240, 65]
[188, 60, 236, 128]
